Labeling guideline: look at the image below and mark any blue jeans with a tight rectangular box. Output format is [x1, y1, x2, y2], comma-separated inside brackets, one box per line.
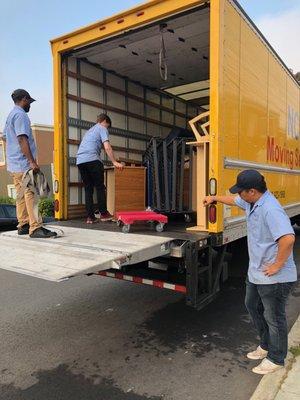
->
[245, 278, 294, 365]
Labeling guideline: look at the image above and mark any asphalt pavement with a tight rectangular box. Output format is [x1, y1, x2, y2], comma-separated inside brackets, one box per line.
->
[0, 234, 299, 400]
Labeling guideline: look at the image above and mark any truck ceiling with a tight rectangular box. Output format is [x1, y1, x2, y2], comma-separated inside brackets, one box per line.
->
[69, 6, 210, 90]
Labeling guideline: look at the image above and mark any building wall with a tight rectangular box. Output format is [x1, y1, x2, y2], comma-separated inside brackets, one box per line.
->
[0, 165, 13, 198]
[0, 124, 54, 198]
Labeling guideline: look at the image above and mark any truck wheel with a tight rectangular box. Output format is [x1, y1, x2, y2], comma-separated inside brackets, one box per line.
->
[156, 223, 164, 233]
[122, 224, 130, 233]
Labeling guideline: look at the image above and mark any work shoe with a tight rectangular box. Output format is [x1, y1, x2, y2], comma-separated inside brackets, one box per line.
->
[100, 211, 113, 221]
[252, 358, 283, 375]
[30, 227, 57, 238]
[86, 217, 99, 224]
[247, 345, 268, 360]
[18, 223, 30, 235]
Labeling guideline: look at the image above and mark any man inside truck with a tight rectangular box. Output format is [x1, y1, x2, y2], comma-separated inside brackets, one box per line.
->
[76, 113, 123, 224]
[2, 89, 57, 238]
[203, 170, 297, 375]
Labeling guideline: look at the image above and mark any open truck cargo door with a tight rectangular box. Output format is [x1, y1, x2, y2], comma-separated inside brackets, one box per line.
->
[0, 226, 174, 282]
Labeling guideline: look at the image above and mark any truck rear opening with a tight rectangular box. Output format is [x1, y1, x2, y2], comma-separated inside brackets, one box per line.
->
[60, 3, 210, 220]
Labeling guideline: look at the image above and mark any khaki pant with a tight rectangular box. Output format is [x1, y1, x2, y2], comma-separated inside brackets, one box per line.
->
[12, 173, 43, 235]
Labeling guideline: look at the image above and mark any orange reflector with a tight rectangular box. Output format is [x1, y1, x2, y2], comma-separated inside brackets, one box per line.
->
[209, 204, 217, 224]
[54, 200, 59, 213]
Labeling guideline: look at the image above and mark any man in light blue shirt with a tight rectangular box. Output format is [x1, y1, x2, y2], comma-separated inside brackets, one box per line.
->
[203, 170, 297, 375]
[76, 113, 123, 223]
[3, 89, 56, 238]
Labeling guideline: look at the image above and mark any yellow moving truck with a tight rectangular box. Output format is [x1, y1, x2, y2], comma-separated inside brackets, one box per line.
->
[1, 0, 299, 308]
[51, 0, 300, 234]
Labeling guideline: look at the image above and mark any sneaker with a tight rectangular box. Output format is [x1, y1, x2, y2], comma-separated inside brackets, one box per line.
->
[247, 345, 268, 360]
[252, 358, 283, 375]
[86, 217, 99, 224]
[18, 223, 30, 235]
[100, 211, 113, 222]
[30, 227, 57, 238]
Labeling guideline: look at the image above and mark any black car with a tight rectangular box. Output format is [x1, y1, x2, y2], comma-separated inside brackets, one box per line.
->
[0, 203, 18, 230]
[0, 203, 55, 231]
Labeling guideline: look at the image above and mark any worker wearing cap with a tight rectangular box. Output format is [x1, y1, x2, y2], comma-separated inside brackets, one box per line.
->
[203, 170, 297, 375]
[2, 89, 56, 238]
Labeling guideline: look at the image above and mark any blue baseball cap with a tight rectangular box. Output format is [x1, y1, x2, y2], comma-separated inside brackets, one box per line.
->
[229, 170, 264, 194]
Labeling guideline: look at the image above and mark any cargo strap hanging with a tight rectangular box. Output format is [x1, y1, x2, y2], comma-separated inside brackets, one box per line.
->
[159, 24, 168, 81]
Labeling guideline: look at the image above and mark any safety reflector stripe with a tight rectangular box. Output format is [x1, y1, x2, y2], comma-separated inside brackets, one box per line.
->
[98, 271, 186, 293]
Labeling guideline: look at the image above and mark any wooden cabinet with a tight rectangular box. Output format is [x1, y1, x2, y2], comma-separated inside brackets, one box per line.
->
[105, 166, 146, 215]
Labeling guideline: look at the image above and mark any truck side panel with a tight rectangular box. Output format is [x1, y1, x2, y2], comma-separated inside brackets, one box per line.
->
[211, 0, 300, 234]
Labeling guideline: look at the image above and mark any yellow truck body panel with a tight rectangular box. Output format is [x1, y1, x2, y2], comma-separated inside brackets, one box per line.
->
[213, 0, 300, 236]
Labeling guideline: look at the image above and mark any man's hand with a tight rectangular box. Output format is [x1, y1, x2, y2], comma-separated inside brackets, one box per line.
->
[263, 235, 295, 277]
[30, 160, 40, 172]
[263, 262, 282, 277]
[113, 161, 124, 170]
[203, 196, 216, 206]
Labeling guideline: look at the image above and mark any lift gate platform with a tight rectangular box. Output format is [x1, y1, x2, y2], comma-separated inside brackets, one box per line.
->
[0, 226, 175, 282]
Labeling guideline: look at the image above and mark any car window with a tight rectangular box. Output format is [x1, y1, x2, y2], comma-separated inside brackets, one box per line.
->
[0, 206, 6, 218]
[3, 205, 17, 218]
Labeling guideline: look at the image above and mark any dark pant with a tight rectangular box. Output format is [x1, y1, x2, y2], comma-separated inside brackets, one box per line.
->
[245, 279, 294, 365]
[78, 160, 107, 218]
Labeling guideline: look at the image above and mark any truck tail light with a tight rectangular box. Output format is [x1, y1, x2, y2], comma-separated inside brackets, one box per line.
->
[209, 204, 217, 224]
[54, 199, 59, 213]
[209, 178, 217, 195]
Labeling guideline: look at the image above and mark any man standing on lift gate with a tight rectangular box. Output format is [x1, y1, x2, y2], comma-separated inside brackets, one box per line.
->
[203, 170, 297, 375]
[2, 89, 57, 238]
[76, 113, 123, 224]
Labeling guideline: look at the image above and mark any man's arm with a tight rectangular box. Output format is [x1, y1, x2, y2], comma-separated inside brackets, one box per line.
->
[203, 195, 237, 206]
[18, 135, 39, 171]
[103, 141, 123, 170]
[264, 234, 295, 276]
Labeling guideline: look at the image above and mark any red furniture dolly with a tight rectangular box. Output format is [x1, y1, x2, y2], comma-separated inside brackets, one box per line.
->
[116, 211, 168, 233]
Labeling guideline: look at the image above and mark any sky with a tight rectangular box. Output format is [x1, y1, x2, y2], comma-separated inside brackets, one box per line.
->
[0, 0, 299, 128]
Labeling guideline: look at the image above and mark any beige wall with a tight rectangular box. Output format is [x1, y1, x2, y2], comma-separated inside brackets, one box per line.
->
[0, 124, 54, 198]
[0, 165, 13, 197]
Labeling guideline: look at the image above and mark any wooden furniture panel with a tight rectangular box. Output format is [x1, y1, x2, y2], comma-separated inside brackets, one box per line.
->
[106, 167, 146, 215]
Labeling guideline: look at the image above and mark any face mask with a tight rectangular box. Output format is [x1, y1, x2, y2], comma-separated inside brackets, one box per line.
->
[24, 104, 30, 113]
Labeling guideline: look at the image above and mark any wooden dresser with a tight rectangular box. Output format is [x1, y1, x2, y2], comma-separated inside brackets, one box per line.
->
[105, 166, 146, 216]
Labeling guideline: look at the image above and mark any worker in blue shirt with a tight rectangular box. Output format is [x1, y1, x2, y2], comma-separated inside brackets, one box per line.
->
[203, 170, 297, 375]
[76, 113, 123, 224]
[2, 89, 56, 238]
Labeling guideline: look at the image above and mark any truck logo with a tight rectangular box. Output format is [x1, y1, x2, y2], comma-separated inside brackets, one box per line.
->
[266, 136, 300, 169]
[287, 105, 300, 140]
